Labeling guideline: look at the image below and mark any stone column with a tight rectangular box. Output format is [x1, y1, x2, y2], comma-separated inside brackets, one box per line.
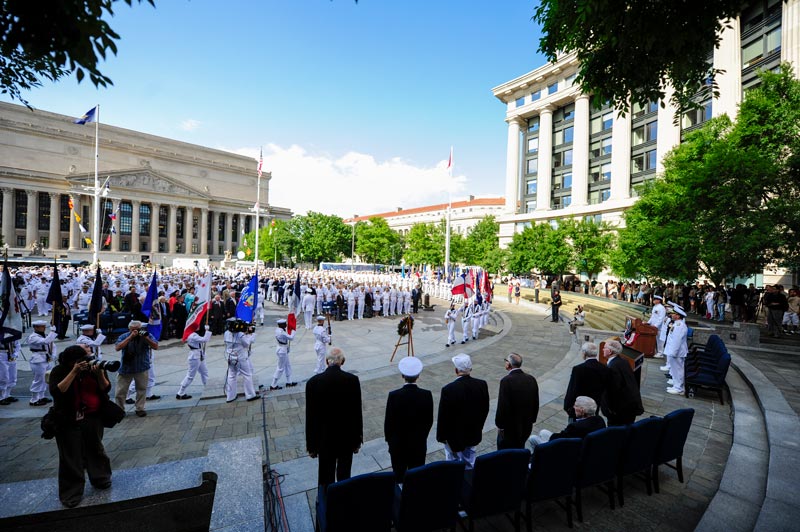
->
[714, 16, 742, 119]
[223, 211, 232, 255]
[571, 95, 591, 207]
[111, 199, 121, 252]
[211, 211, 220, 256]
[504, 117, 524, 214]
[1, 188, 14, 247]
[48, 193, 60, 251]
[656, 86, 683, 173]
[25, 190, 38, 247]
[131, 200, 141, 255]
[783, 0, 800, 76]
[168, 204, 178, 255]
[536, 107, 554, 211]
[200, 208, 209, 256]
[609, 108, 632, 201]
[69, 195, 81, 251]
[150, 202, 160, 254]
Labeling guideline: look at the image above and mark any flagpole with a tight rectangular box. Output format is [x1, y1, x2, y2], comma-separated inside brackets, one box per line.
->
[255, 148, 261, 274]
[444, 146, 453, 281]
[92, 104, 100, 266]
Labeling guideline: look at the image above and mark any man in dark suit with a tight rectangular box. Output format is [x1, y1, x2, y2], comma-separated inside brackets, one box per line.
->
[530, 396, 606, 445]
[563, 342, 610, 421]
[495, 352, 539, 449]
[306, 347, 363, 487]
[436, 353, 489, 469]
[384, 356, 434, 482]
[602, 340, 644, 426]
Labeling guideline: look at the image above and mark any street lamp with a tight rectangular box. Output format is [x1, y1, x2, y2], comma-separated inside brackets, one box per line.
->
[351, 215, 358, 272]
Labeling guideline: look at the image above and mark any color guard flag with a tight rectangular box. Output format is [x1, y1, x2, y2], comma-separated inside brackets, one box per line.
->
[88, 265, 104, 319]
[235, 275, 259, 323]
[183, 270, 212, 341]
[142, 269, 162, 341]
[0, 258, 23, 342]
[74, 106, 97, 125]
[103, 235, 112, 247]
[451, 271, 467, 296]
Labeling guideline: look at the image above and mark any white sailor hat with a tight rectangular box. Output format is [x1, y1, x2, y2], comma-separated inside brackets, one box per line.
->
[32, 320, 48, 327]
[277, 318, 287, 325]
[653, 294, 663, 300]
[306, 288, 313, 293]
[672, 306, 687, 317]
[398, 356, 423, 378]
[316, 315, 326, 321]
[452, 353, 472, 372]
[80, 324, 95, 330]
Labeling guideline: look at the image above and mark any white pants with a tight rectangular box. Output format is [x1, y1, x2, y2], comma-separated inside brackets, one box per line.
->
[403, 300, 411, 314]
[227, 357, 256, 401]
[304, 310, 313, 329]
[444, 443, 476, 470]
[271, 351, 293, 387]
[667, 355, 685, 392]
[529, 429, 554, 448]
[357, 300, 365, 319]
[0, 360, 18, 399]
[347, 300, 355, 320]
[472, 318, 481, 339]
[447, 321, 456, 345]
[656, 335, 665, 355]
[29, 361, 49, 402]
[178, 357, 209, 396]
[314, 344, 327, 374]
[462, 319, 471, 342]
[389, 299, 397, 316]
[35, 297, 49, 316]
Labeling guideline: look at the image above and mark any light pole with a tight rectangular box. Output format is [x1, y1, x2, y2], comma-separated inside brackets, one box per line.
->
[351, 215, 358, 273]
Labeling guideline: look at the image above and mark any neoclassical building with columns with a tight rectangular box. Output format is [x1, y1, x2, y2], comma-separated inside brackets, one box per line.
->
[0, 102, 291, 265]
[493, 0, 798, 256]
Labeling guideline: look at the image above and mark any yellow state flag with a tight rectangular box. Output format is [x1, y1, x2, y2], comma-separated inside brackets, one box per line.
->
[74, 211, 81, 223]
[84, 237, 93, 245]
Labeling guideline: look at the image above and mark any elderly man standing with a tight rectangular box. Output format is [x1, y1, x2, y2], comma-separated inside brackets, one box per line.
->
[306, 348, 363, 487]
[115, 320, 158, 417]
[495, 352, 539, 450]
[563, 342, 609, 422]
[601, 340, 643, 426]
[436, 354, 489, 469]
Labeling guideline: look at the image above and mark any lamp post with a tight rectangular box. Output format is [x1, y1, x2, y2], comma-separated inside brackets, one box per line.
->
[351, 215, 358, 273]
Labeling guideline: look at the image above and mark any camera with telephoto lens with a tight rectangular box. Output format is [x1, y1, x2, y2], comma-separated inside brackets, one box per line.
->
[80, 355, 121, 372]
[226, 318, 250, 333]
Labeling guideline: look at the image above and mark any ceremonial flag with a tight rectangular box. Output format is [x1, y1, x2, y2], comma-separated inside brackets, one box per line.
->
[78, 223, 88, 234]
[87, 265, 104, 319]
[287, 272, 300, 334]
[447, 146, 453, 177]
[108, 212, 117, 221]
[73, 212, 81, 223]
[46, 263, 62, 331]
[74, 106, 97, 125]
[257, 148, 263, 178]
[84, 237, 93, 246]
[103, 235, 112, 247]
[235, 275, 259, 323]
[183, 270, 212, 341]
[111, 225, 116, 235]
[451, 271, 467, 296]
[465, 268, 475, 298]
[0, 258, 24, 342]
[68, 197, 74, 211]
[142, 269, 162, 341]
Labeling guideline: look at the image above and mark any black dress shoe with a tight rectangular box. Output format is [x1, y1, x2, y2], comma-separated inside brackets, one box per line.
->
[0, 398, 12, 406]
[269, 386, 283, 391]
[246, 395, 261, 401]
[125, 398, 135, 405]
[42, 397, 52, 403]
[176, 394, 192, 400]
[135, 410, 147, 417]
[6, 397, 18, 403]
[146, 395, 161, 401]
[286, 382, 298, 387]
[93, 481, 112, 490]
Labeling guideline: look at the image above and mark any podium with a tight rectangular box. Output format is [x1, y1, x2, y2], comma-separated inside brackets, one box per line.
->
[599, 338, 645, 386]
[623, 317, 658, 358]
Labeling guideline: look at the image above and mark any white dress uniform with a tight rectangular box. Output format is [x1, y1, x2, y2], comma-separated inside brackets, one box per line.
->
[76, 289, 92, 312]
[346, 289, 356, 320]
[177, 330, 212, 398]
[460, 303, 473, 343]
[312, 319, 330, 374]
[357, 288, 366, 320]
[224, 329, 258, 401]
[271, 324, 297, 388]
[664, 318, 689, 394]
[76, 328, 107, 360]
[303, 291, 316, 329]
[648, 300, 667, 355]
[389, 288, 398, 316]
[382, 289, 390, 316]
[445, 307, 458, 346]
[28, 327, 57, 404]
[403, 289, 412, 314]
[0, 339, 21, 401]
[471, 302, 482, 339]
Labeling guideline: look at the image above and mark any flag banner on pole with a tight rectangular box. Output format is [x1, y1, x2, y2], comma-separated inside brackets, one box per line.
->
[447, 146, 453, 177]
[88, 265, 104, 319]
[183, 270, 212, 341]
[74, 106, 98, 125]
[451, 271, 467, 296]
[103, 235, 111, 247]
[78, 223, 88, 234]
[68, 197, 74, 211]
[111, 226, 116, 235]
[46, 263, 63, 330]
[236, 275, 259, 323]
[108, 212, 117, 221]
[0, 259, 24, 342]
[287, 272, 300, 334]
[84, 237, 93, 246]
[257, 148, 263, 178]
[74, 212, 81, 223]
[142, 269, 161, 340]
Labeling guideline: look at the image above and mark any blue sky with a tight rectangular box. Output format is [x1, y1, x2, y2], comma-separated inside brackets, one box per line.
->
[4, 0, 547, 216]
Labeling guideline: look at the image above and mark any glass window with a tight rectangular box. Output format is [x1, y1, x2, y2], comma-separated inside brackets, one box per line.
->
[563, 195, 572, 207]
[631, 154, 645, 173]
[742, 40, 762, 68]
[563, 104, 575, 121]
[218, 214, 225, 241]
[565, 73, 576, 86]
[528, 116, 540, 132]
[548, 82, 558, 95]
[38, 192, 50, 231]
[525, 200, 536, 213]
[526, 158, 538, 174]
[531, 90, 541, 102]
[60, 195, 71, 231]
[766, 26, 781, 55]
[526, 180, 537, 195]
[177, 208, 185, 239]
[646, 121, 657, 141]
[121, 240, 130, 251]
[515, 96, 525, 108]
[632, 125, 645, 146]
[15, 190, 26, 229]
[193, 215, 199, 239]
[602, 112, 614, 130]
[633, 100, 658, 118]
[527, 137, 539, 153]
[231, 214, 238, 241]
[140, 204, 151, 235]
[646, 149, 657, 170]
[120, 202, 132, 236]
[159, 207, 168, 238]
[563, 126, 574, 143]
[563, 173, 573, 188]
[564, 149, 573, 166]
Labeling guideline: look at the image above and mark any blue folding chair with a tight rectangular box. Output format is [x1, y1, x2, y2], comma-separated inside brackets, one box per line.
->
[525, 438, 582, 529]
[652, 408, 695, 493]
[393, 460, 465, 532]
[460, 449, 531, 532]
[316, 471, 394, 532]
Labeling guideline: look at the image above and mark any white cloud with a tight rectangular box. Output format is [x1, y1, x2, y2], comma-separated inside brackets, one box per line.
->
[179, 119, 201, 131]
[225, 144, 469, 217]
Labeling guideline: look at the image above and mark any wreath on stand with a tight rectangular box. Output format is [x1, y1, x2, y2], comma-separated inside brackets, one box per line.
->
[397, 315, 415, 337]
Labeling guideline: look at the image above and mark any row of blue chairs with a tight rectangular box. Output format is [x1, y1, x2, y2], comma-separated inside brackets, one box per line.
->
[73, 311, 133, 342]
[316, 408, 695, 532]
[684, 334, 731, 404]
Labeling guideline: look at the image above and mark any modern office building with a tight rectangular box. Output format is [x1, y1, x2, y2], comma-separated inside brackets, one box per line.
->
[492, 0, 797, 264]
[0, 102, 291, 266]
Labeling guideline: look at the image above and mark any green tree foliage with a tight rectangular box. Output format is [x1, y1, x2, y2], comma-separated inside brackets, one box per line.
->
[239, 226, 280, 266]
[404, 222, 444, 267]
[533, 0, 746, 114]
[507, 222, 572, 276]
[463, 216, 501, 269]
[355, 217, 401, 265]
[560, 218, 615, 279]
[0, 0, 155, 107]
[615, 64, 800, 282]
[277, 212, 350, 266]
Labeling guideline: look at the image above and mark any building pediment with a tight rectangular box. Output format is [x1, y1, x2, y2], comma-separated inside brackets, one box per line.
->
[68, 169, 211, 200]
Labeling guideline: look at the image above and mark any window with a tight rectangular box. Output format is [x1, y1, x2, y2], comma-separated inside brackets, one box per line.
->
[742, 39, 763, 68]
[120, 202, 132, 235]
[121, 240, 130, 251]
[632, 121, 657, 145]
[646, 149, 657, 170]
[140, 241, 148, 252]
[548, 82, 558, 95]
[526, 158, 538, 175]
[589, 189, 611, 204]
[38, 192, 50, 231]
[15, 190, 26, 229]
[193, 215, 199, 239]
[530, 90, 541, 102]
[526, 180, 537, 195]
[553, 149, 573, 167]
[62, 237, 69, 248]
[515, 96, 525, 108]
[766, 26, 781, 55]
[682, 101, 712, 129]
[527, 137, 539, 154]
[218, 214, 225, 241]
[17, 236, 25, 247]
[563, 126, 574, 143]
[60, 195, 71, 231]
[632, 100, 658, 118]
[140, 204, 151, 235]
[553, 173, 573, 189]
[590, 163, 612, 182]
[159, 206, 168, 238]
[528, 116, 539, 132]
[551, 195, 571, 209]
[602, 112, 613, 130]
[176, 207, 185, 240]
[565, 73, 576, 86]
[563, 104, 575, 121]
[525, 200, 536, 213]
[232, 214, 239, 241]
[590, 137, 612, 158]
[631, 150, 658, 173]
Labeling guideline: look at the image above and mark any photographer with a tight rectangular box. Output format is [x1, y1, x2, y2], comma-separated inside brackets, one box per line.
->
[569, 305, 586, 334]
[114, 320, 158, 417]
[49, 345, 113, 508]
[224, 318, 259, 402]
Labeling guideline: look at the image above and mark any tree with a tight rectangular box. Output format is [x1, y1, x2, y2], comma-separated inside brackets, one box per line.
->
[239, 225, 280, 267]
[533, 0, 746, 115]
[404, 222, 444, 267]
[507, 222, 571, 276]
[0, 0, 155, 107]
[355, 217, 401, 266]
[463, 215, 503, 271]
[561, 218, 615, 279]
[289, 212, 350, 266]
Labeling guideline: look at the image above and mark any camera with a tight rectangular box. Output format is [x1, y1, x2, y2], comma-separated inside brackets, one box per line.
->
[80, 355, 121, 372]
[226, 318, 250, 333]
